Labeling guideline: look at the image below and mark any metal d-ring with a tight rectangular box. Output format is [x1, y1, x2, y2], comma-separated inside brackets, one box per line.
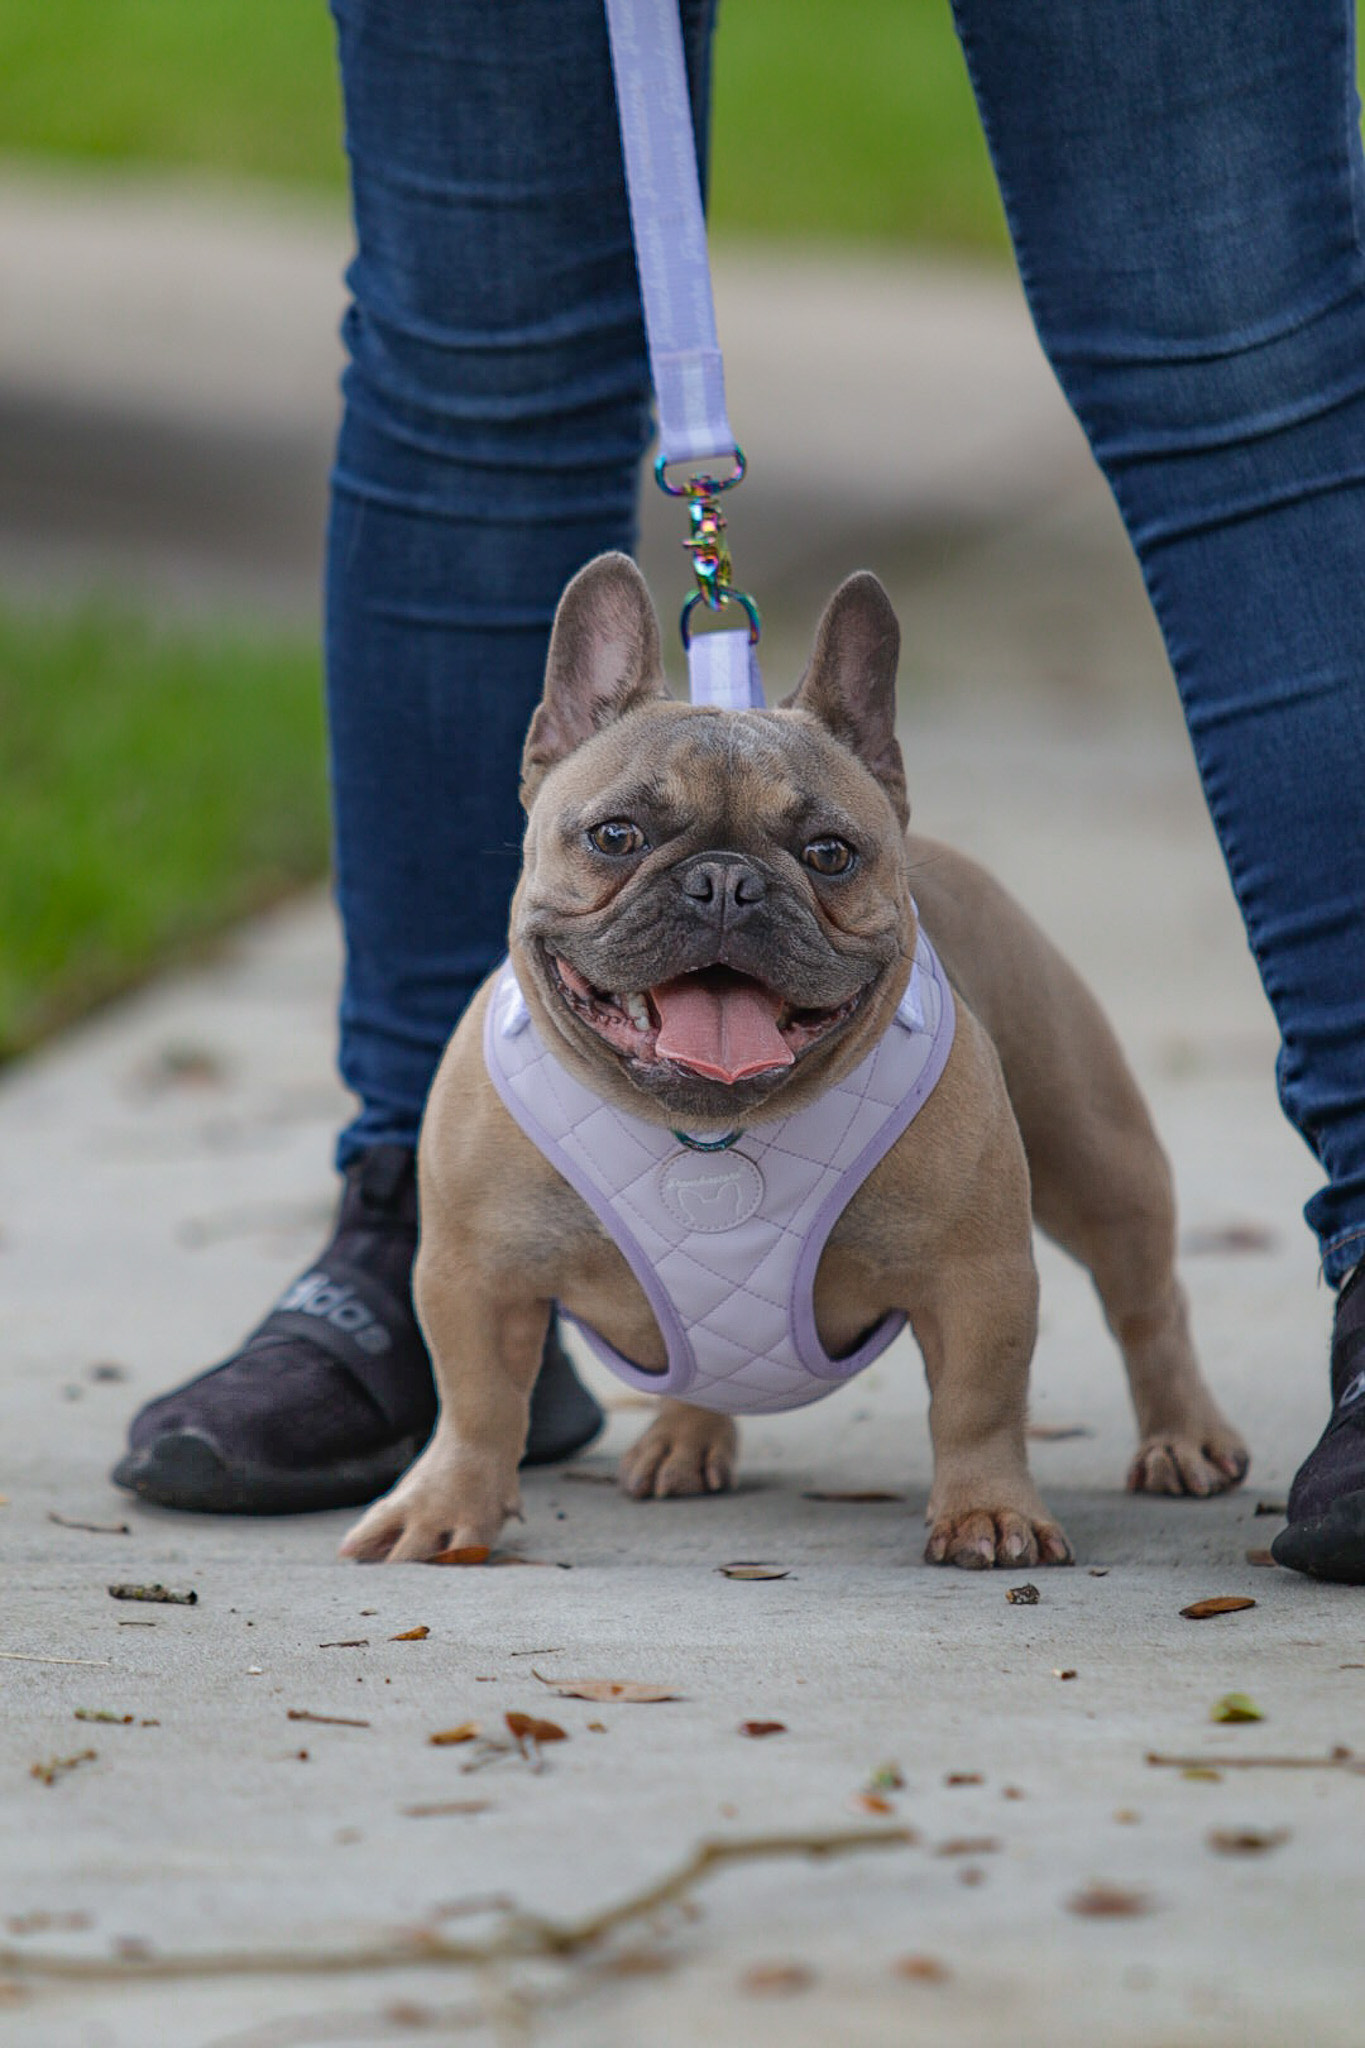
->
[680, 586, 762, 647]
[654, 446, 747, 499]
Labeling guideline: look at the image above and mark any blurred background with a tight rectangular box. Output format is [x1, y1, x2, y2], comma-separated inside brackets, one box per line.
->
[2, 1, 1354, 1071]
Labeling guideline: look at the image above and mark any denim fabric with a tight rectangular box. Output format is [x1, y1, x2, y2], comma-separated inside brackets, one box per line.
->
[951, 0, 1365, 1279]
[324, 0, 714, 1166]
[325, 0, 1365, 1283]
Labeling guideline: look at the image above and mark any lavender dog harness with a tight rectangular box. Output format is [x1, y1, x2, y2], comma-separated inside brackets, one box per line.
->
[483, 935, 956, 1416]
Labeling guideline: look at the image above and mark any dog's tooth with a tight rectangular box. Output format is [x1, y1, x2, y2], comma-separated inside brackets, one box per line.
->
[624, 993, 651, 1032]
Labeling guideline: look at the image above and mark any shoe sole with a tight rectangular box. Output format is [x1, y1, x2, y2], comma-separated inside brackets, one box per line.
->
[1271, 1488, 1365, 1583]
[112, 1402, 606, 1517]
[111, 1429, 422, 1516]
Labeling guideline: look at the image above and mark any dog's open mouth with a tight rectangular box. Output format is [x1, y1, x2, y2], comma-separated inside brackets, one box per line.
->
[547, 955, 863, 1084]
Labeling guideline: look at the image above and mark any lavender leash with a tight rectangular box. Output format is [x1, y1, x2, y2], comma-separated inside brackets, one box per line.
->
[602, 0, 765, 710]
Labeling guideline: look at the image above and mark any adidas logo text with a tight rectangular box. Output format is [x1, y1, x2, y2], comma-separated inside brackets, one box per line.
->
[276, 1271, 393, 1355]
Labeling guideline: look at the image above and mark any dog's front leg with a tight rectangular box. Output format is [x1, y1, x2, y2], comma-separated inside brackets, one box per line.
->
[339, 1263, 547, 1565]
[914, 1249, 1073, 1569]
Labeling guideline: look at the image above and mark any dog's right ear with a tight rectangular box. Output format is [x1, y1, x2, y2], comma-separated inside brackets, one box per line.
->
[521, 554, 669, 806]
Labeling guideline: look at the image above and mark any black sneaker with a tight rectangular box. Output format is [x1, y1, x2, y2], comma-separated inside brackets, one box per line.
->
[1272, 1262, 1365, 1582]
[112, 1145, 603, 1514]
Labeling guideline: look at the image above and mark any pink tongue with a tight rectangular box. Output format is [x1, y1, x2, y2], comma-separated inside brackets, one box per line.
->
[650, 975, 794, 1083]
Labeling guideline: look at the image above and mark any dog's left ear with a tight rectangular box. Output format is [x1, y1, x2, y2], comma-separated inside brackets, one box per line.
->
[522, 553, 669, 806]
[784, 572, 908, 828]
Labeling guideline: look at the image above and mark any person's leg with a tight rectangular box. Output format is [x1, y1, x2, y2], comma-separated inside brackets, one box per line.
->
[950, 0, 1365, 1575]
[115, 0, 718, 1513]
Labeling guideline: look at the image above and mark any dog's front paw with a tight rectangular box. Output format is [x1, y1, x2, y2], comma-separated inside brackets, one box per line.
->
[925, 1503, 1074, 1569]
[339, 1438, 519, 1564]
[1127, 1422, 1249, 1498]
[618, 1402, 738, 1500]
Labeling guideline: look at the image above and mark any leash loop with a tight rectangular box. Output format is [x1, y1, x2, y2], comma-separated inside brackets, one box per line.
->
[604, 0, 764, 707]
[680, 587, 762, 649]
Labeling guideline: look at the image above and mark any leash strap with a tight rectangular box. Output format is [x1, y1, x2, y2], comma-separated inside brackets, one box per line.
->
[602, 0, 732, 465]
[603, 0, 765, 709]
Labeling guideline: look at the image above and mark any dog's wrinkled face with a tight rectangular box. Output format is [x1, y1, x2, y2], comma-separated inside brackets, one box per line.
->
[510, 554, 916, 1128]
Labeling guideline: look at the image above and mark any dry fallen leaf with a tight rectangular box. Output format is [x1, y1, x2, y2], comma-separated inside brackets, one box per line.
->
[893, 1954, 951, 1983]
[391, 1626, 431, 1641]
[718, 1565, 790, 1581]
[504, 1712, 567, 1746]
[1113, 1809, 1141, 1824]
[5, 1911, 93, 1936]
[945, 1772, 984, 1787]
[739, 1720, 787, 1739]
[854, 1792, 894, 1816]
[740, 1962, 814, 1995]
[1182, 1221, 1279, 1256]
[1006, 1583, 1040, 1606]
[936, 1836, 1001, 1858]
[1183, 1767, 1223, 1782]
[1211, 1692, 1264, 1724]
[801, 1489, 904, 1503]
[1181, 1596, 1256, 1620]
[401, 1799, 494, 1818]
[429, 1546, 490, 1567]
[532, 1673, 681, 1703]
[30, 1749, 97, 1786]
[866, 1763, 905, 1793]
[1053, 1668, 1079, 1681]
[1207, 1827, 1289, 1856]
[428, 1722, 481, 1747]
[1066, 1883, 1152, 1918]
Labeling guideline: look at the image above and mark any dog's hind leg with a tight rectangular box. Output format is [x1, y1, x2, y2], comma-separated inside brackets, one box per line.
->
[1025, 1090, 1249, 1497]
[618, 1401, 738, 1499]
[912, 844, 1249, 1498]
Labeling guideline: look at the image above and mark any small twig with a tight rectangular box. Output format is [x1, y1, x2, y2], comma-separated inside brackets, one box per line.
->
[0, 1651, 110, 1668]
[1147, 1748, 1363, 1773]
[48, 1513, 131, 1535]
[108, 1584, 197, 1606]
[286, 1710, 372, 1730]
[0, 1827, 913, 1984]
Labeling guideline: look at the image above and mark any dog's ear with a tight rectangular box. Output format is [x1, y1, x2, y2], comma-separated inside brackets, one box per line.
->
[522, 554, 668, 805]
[783, 572, 908, 828]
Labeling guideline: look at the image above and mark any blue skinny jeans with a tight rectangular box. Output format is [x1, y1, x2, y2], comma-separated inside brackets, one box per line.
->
[326, 0, 1365, 1285]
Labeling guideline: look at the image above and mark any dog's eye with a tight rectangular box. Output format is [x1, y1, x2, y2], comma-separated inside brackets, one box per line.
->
[587, 818, 647, 857]
[803, 836, 856, 876]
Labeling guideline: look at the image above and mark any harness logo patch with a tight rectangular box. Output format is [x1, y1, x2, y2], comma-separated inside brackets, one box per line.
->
[657, 1152, 764, 1233]
[1338, 1367, 1365, 1414]
[275, 1271, 393, 1355]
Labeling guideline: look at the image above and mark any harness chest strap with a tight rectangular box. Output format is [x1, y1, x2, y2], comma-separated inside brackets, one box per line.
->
[482, 937, 956, 1417]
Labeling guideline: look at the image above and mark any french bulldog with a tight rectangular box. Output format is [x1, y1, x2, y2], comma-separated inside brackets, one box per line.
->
[340, 552, 1247, 1569]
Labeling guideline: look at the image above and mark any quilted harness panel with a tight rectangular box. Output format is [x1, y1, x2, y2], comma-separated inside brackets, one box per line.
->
[483, 935, 955, 1415]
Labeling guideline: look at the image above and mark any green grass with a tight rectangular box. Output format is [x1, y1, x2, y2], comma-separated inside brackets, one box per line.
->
[0, 1, 344, 191]
[0, 0, 1006, 253]
[710, 2, 1006, 252]
[0, 601, 329, 1061]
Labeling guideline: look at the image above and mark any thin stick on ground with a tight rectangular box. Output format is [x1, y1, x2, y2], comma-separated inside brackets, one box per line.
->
[1146, 1749, 1365, 1773]
[0, 1827, 914, 1986]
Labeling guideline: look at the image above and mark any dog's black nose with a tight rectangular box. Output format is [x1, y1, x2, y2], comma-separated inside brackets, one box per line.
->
[677, 856, 767, 924]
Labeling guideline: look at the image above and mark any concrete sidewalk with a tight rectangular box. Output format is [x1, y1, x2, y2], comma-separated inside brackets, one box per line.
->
[1, 172, 1361, 2046]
